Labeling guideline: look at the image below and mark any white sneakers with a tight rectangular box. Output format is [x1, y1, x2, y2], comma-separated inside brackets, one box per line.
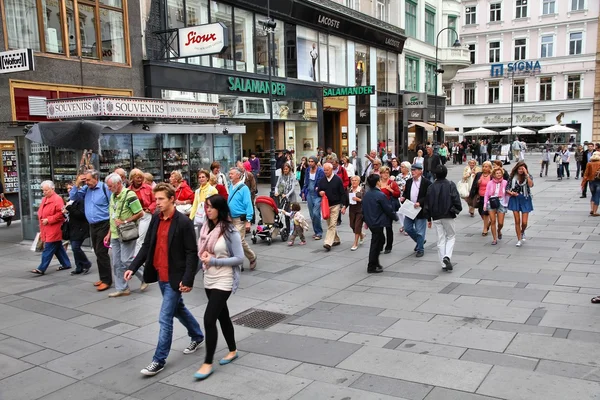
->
[516, 240, 522, 247]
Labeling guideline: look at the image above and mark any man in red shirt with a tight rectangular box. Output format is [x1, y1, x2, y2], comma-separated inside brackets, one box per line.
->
[125, 183, 203, 377]
[129, 168, 156, 254]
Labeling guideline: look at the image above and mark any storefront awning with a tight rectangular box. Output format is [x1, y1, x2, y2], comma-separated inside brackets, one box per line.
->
[408, 121, 436, 131]
[435, 122, 456, 131]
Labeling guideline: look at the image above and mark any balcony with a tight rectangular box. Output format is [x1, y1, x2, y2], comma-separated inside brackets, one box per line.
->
[438, 47, 471, 81]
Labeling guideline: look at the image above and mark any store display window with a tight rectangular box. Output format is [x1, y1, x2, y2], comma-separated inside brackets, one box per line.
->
[163, 135, 190, 182]
[254, 15, 285, 77]
[296, 26, 319, 82]
[213, 135, 235, 172]
[355, 44, 369, 86]
[2, 147, 19, 193]
[99, 134, 132, 178]
[210, 1, 234, 69]
[328, 35, 347, 85]
[133, 134, 162, 182]
[52, 148, 79, 198]
[189, 134, 213, 188]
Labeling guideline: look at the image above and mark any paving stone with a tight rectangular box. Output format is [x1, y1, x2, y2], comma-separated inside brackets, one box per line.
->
[287, 363, 362, 387]
[68, 313, 114, 328]
[0, 294, 23, 303]
[0, 277, 55, 295]
[1, 315, 114, 353]
[360, 275, 449, 293]
[477, 279, 519, 287]
[268, 285, 339, 309]
[424, 387, 508, 400]
[0, 303, 45, 330]
[339, 333, 393, 348]
[525, 316, 542, 326]
[265, 323, 297, 334]
[235, 353, 302, 374]
[161, 364, 310, 400]
[539, 311, 600, 333]
[450, 283, 548, 302]
[273, 266, 332, 284]
[22, 285, 108, 308]
[330, 304, 386, 316]
[536, 359, 600, 383]
[350, 373, 433, 400]
[288, 325, 348, 340]
[382, 319, 515, 352]
[338, 346, 492, 392]
[377, 309, 435, 322]
[102, 322, 139, 335]
[131, 383, 181, 400]
[530, 308, 548, 318]
[462, 269, 559, 285]
[237, 331, 361, 367]
[487, 321, 555, 336]
[290, 309, 398, 335]
[506, 333, 600, 366]
[555, 276, 600, 289]
[0, 367, 77, 400]
[568, 330, 600, 343]
[553, 328, 570, 339]
[396, 340, 466, 359]
[7, 297, 85, 320]
[324, 290, 426, 312]
[163, 389, 224, 400]
[543, 291, 600, 307]
[0, 337, 44, 358]
[0, 353, 33, 380]
[310, 301, 343, 311]
[290, 380, 401, 400]
[235, 280, 301, 301]
[37, 381, 127, 400]
[428, 315, 492, 329]
[45, 336, 154, 379]
[382, 338, 405, 349]
[20, 349, 65, 365]
[76, 295, 165, 327]
[477, 365, 600, 400]
[460, 349, 538, 371]
[527, 283, 580, 293]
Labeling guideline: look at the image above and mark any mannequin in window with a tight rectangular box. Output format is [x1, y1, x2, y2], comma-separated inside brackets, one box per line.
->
[310, 43, 318, 81]
[355, 60, 365, 86]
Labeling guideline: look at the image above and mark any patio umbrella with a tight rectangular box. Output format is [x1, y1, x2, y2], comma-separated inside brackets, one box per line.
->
[464, 127, 498, 136]
[538, 124, 577, 134]
[499, 126, 536, 135]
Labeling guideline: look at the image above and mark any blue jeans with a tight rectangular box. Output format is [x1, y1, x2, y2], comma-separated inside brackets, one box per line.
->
[404, 217, 427, 252]
[70, 240, 91, 273]
[110, 239, 141, 291]
[306, 193, 323, 237]
[37, 241, 71, 272]
[590, 181, 600, 206]
[154, 281, 204, 365]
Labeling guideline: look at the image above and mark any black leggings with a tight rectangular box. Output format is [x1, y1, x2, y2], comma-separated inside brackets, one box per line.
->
[204, 288, 236, 364]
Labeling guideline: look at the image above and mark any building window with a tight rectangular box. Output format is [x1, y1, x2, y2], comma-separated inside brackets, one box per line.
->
[328, 35, 347, 85]
[513, 79, 525, 102]
[255, 15, 285, 77]
[488, 81, 500, 104]
[567, 75, 581, 99]
[465, 6, 476, 25]
[345, 0, 358, 10]
[355, 44, 369, 86]
[464, 82, 475, 105]
[489, 41, 500, 63]
[448, 16, 458, 47]
[514, 39, 527, 61]
[405, 57, 419, 92]
[425, 62, 436, 95]
[387, 51, 397, 93]
[540, 77, 552, 101]
[233, 8, 254, 73]
[468, 44, 476, 64]
[185, 0, 209, 67]
[571, 0, 585, 11]
[210, 2, 233, 69]
[569, 32, 583, 55]
[515, 0, 528, 18]
[543, 0, 555, 15]
[444, 85, 452, 105]
[541, 35, 554, 58]
[425, 8, 435, 45]
[297, 26, 319, 81]
[405, 1, 417, 38]
[3, 0, 127, 62]
[376, 0, 389, 22]
[490, 3, 501, 22]
[376, 49, 387, 92]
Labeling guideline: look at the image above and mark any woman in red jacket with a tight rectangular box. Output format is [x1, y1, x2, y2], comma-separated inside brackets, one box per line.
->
[31, 181, 71, 275]
[170, 170, 195, 214]
[378, 166, 400, 254]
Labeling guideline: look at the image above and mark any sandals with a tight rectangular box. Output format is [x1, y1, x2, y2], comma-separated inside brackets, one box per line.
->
[591, 296, 600, 304]
[498, 232, 503, 240]
[57, 266, 71, 271]
[491, 240, 497, 245]
[30, 269, 44, 275]
[249, 258, 257, 271]
[482, 231, 488, 236]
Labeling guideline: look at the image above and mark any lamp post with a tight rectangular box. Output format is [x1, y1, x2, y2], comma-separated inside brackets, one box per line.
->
[509, 68, 515, 164]
[434, 27, 461, 144]
[263, 0, 277, 198]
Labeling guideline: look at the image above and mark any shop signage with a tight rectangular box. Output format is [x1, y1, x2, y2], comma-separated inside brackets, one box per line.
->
[402, 93, 428, 109]
[323, 85, 375, 97]
[0, 49, 35, 74]
[482, 114, 547, 125]
[227, 77, 286, 96]
[409, 110, 423, 120]
[46, 96, 219, 120]
[318, 15, 341, 29]
[323, 96, 348, 109]
[490, 60, 541, 77]
[356, 107, 370, 123]
[178, 22, 229, 58]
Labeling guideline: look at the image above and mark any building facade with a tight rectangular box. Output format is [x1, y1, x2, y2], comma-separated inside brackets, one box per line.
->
[446, 0, 599, 144]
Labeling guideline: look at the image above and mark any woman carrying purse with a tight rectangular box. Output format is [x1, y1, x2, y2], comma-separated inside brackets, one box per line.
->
[483, 167, 508, 245]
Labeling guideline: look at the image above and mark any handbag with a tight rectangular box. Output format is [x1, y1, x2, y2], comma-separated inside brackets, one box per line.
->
[61, 220, 70, 241]
[457, 179, 470, 198]
[321, 195, 330, 220]
[488, 196, 501, 210]
[175, 189, 192, 215]
[115, 190, 139, 242]
[194, 202, 206, 226]
[390, 196, 400, 212]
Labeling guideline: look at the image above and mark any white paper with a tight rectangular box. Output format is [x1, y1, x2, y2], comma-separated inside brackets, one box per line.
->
[398, 199, 421, 220]
[275, 168, 282, 177]
[348, 192, 357, 205]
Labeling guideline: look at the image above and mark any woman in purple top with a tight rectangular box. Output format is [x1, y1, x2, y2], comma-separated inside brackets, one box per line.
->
[249, 152, 260, 179]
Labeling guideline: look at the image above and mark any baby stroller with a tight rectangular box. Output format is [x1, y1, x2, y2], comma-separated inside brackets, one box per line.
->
[251, 195, 289, 245]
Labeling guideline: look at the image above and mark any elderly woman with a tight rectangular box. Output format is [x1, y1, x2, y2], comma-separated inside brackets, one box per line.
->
[581, 151, 600, 217]
[469, 161, 493, 235]
[342, 156, 355, 177]
[170, 170, 195, 214]
[31, 181, 72, 275]
[462, 159, 481, 217]
[190, 169, 218, 227]
[143, 172, 157, 188]
[379, 166, 400, 254]
[395, 161, 412, 235]
[129, 168, 156, 254]
[341, 175, 365, 250]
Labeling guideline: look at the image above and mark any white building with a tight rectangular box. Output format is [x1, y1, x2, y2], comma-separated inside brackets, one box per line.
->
[446, 0, 599, 143]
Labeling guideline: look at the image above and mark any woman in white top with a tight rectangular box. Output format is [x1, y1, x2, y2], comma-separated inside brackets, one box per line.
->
[194, 194, 244, 380]
[413, 149, 424, 166]
[342, 156, 355, 177]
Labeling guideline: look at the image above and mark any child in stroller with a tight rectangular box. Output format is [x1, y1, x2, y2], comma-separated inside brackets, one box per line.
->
[251, 196, 289, 245]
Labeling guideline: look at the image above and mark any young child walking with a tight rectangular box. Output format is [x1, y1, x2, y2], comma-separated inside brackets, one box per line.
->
[281, 202, 309, 246]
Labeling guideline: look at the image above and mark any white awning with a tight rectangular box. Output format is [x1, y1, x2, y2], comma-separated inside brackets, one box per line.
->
[408, 121, 436, 131]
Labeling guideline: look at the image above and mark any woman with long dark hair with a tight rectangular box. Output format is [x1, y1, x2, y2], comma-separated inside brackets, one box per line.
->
[506, 161, 534, 247]
[194, 194, 244, 380]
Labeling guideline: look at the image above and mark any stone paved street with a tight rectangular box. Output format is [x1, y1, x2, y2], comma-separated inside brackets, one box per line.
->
[1, 162, 599, 400]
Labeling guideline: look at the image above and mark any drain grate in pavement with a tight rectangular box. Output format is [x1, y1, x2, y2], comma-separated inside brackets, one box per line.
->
[231, 308, 289, 329]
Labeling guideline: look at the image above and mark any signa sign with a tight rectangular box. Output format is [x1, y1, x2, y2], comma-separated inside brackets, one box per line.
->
[178, 22, 228, 58]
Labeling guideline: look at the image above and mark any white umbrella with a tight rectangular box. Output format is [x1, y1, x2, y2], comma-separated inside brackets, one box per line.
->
[538, 124, 577, 134]
[499, 126, 536, 135]
[464, 127, 498, 136]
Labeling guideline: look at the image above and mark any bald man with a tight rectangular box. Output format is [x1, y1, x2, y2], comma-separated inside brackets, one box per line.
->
[115, 168, 129, 187]
[317, 163, 346, 251]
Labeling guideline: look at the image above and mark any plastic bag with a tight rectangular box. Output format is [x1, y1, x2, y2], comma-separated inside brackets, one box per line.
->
[321, 195, 330, 220]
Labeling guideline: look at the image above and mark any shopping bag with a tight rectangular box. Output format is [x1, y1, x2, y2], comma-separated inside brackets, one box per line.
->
[321, 195, 330, 220]
[457, 180, 470, 198]
[31, 233, 41, 252]
[194, 202, 206, 226]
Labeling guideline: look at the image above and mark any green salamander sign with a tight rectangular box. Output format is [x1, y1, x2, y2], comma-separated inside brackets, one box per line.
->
[323, 85, 375, 97]
[227, 77, 286, 96]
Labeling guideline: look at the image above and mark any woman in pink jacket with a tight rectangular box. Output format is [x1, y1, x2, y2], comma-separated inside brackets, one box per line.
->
[31, 181, 71, 275]
[483, 167, 508, 245]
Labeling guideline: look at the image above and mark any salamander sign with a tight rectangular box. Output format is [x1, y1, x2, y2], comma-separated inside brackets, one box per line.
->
[323, 85, 375, 97]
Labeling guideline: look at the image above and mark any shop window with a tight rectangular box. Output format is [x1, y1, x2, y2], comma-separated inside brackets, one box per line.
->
[210, 1, 233, 69]
[405, 0, 417, 37]
[328, 35, 346, 85]
[567, 75, 581, 99]
[163, 134, 189, 182]
[3, 0, 127, 62]
[233, 8, 254, 73]
[355, 44, 369, 86]
[513, 79, 525, 102]
[214, 135, 234, 172]
[387, 52, 397, 93]
[540, 77, 552, 101]
[255, 14, 284, 77]
[425, 7, 435, 45]
[189, 134, 213, 189]
[296, 26, 319, 81]
[425, 62, 436, 95]
[318, 32, 328, 83]
[99, 134, 132, 178]
[376, 49, 387, 92]
[405, 57, 419, 92]
[133, 134, 162, 183]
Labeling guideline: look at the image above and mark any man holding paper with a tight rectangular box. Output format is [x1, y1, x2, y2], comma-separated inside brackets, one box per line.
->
[400, 164, 431, 257]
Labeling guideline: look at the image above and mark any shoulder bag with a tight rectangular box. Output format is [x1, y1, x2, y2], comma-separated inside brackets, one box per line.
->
[194, 201, 206, 226]
[175, 188, 192, 215]
[116, 190, 139, 242]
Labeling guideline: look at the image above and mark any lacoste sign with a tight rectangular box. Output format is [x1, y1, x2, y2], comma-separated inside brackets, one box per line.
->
[402, 93, 428, 109]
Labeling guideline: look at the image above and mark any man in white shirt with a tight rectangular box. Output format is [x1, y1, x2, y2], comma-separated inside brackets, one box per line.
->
[362, 150, 378, 181]
[400, 164, 431, 257]
[382, 147, 396, 167]
[349, 150, 362, 176]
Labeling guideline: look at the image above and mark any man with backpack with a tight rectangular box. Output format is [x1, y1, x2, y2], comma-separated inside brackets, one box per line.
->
[512, 138, 522, 162]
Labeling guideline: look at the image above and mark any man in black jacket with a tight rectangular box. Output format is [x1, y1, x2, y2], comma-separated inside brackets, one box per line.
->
[424, 165, 462, 272]
[318, 163, 346, 251]
[362, 174, 398, 273]
[581, 143, 595, 198]
[423, 146, 442, 182]
[401, 164, 431, 257]
[125, 183, 203, 377]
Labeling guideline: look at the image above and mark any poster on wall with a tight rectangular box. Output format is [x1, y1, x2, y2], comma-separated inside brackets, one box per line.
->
[297, 37, 319, 82]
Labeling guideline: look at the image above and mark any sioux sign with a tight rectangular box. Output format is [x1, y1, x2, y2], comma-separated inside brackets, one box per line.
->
[323, 85, 375, 97]
[178, 23, 228, 58]
[46, 96, 219, 120]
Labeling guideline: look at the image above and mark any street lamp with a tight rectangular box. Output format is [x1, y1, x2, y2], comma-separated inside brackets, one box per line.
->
[434, 27, 461, 144]
[262, 0, 277, 198]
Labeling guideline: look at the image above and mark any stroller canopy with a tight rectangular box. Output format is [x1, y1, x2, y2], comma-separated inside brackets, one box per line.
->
[255, 196, 278, 211]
